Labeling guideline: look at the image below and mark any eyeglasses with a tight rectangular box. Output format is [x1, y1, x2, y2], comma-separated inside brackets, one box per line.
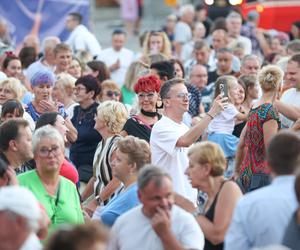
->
[174, 92, 191, 99]
[106, 90, 120, 97]
[137, 92, 156, 99]
[38, 146, 61, 158]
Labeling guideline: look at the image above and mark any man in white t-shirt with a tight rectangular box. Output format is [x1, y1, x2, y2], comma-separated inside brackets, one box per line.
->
[65, 12, 101, 58]
[108, 166, 204, 250]
[97, 29, 134, 87]
[280, 54, 300, 128]
[150, 78, 224, 202]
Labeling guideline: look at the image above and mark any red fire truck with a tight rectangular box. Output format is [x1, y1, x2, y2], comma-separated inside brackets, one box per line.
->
[204, 0, 300, 32]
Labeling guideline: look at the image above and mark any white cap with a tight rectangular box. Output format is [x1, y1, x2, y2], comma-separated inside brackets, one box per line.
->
[0, 186, 41, 222]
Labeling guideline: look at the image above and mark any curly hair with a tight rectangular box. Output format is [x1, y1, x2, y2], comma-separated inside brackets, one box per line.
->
[96, 100, 128, 133]
[117, 136, 151, 171]
[134, 75, 161, 93]
[0, 77, 26, 102]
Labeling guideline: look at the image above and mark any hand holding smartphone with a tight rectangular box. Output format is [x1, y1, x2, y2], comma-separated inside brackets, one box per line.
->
[219, 82, 229, 108]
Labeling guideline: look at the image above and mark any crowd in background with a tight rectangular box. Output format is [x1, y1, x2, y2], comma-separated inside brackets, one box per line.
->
[1, 2, 300, 250]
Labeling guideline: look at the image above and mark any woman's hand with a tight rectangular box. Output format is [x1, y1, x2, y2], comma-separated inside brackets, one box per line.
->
[39, 100, 59, 113]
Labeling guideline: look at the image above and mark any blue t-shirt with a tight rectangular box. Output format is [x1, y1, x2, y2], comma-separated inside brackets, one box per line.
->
[99, 183, 140, 227]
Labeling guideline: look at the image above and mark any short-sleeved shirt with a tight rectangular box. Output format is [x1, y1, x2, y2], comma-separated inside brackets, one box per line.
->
[207, 104, 238, 135]
[174, 21, 192, 44]
[150, 116, 197, 202]
[25, 102, 67, 122]
[18, 170, 84, 234]
[93, 135, 120, 203]
[238, 103, 280, 192]
[108, 205, 204, 250]
[280, 88, 300, 128]
[97, 183, 139, 227]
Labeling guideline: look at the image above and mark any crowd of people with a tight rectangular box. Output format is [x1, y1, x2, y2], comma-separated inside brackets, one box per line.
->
[0, 2, 300, 250]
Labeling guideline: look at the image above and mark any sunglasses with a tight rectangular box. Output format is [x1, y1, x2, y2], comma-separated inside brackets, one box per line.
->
[106, 90, 120, 97]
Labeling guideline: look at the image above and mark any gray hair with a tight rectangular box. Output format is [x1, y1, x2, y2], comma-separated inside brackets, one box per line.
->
[241, 54, 262, 67]
[137, 165, 172, 191]
[160, 78, 185, 99]
[32, 125, 64, 153]
[41, 36, 61, 54]
[179, 4, 195, 17]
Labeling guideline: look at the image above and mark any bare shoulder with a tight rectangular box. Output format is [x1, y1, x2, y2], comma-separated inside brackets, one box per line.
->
[219, 181, 243, 197]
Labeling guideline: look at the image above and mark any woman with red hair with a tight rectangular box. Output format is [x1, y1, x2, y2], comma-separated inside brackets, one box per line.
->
[121, 75, 161, 142]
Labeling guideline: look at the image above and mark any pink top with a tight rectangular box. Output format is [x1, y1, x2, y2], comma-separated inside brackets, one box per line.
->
[60, 158, 79, 185]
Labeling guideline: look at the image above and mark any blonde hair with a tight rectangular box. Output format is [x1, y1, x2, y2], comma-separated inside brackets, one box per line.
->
[96, 100, 128, 133]
[124, 61, 149, 91]
[0, 77, 26, 101]
[55, 72, 76, 96]
[188, 141, 226, 176]
[117, 136, 151, 171]
[99, 80, 121, 101]
[258, 65, 284, 92]
[142, 31, 172, 59]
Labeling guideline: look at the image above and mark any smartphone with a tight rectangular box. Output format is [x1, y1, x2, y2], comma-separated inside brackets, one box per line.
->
[219, 82, 228, 98]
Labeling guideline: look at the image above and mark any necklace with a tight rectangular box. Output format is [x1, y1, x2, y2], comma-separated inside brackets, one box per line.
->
[141, 109, 158, 117]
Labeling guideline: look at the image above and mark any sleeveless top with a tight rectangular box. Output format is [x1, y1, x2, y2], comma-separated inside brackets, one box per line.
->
[204, 181, 228, 250]
[238, 103, 280, 193]
[93, 135, 120, 205]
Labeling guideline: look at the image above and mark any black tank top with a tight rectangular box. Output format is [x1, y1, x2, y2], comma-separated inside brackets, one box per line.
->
[204, 181, 228, 250]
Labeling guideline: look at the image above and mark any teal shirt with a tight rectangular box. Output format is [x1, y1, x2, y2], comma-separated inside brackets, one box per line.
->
[18, 170, 84, 235]
[121, 85, 136, 105]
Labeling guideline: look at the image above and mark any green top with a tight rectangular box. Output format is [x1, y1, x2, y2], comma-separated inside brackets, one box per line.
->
[18, 170, 84, 235]
[121, 85, 136, 105]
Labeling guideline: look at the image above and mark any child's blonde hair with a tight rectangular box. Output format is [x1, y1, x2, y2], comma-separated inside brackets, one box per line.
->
[214, 75, 238, 102]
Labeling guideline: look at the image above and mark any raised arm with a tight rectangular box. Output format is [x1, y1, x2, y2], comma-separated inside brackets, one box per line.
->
[176, 96, 225, 147]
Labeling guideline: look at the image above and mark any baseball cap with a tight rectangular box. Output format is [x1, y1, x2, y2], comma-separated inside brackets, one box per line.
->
[0, 186, 41, 222]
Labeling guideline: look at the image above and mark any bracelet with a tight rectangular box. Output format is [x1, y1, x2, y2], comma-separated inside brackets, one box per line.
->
[206, 112, 214, 119]
[191, 209, 203, 218]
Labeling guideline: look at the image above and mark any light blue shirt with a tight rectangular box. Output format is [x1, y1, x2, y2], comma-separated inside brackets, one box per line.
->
[224, 176, 297, 250]
[97, 183, 139, 227]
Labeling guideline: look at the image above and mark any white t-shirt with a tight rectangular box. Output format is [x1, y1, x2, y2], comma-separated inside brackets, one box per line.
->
[237, 35, 252, 55]
[97, 47, 134, 87]
[66, 24, 102, 57]
[25, 59, 54, 82]
[280, 88, 300, 128]
[207, 104, 238, 135]
[174, 21, 192, 44]
[108, 205, 204, 250]
[150, 116, 197, 202]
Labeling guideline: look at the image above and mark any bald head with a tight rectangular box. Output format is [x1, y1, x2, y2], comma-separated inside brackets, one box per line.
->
[189, 64, 208, 90]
